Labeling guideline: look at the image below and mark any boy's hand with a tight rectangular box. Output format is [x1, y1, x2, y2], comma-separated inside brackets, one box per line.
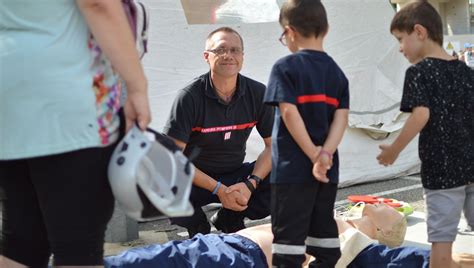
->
[312, 151, 332, 183]
[310, 146, 322, 164]
[377, 144, 400, 166]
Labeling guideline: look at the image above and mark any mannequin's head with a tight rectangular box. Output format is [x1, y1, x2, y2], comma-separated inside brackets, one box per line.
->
[362, 203, 407, 247]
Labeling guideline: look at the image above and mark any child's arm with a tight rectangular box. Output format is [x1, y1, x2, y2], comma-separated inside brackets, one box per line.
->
[313, 109, 349, 181]
[321, 109, 349, 154]
[377, 106, 429, 166]
[279, 102, 321, 164]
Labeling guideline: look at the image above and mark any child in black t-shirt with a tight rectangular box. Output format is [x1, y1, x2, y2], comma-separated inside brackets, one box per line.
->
[264, 0, 350, 267]
[377, 2, 474, 268]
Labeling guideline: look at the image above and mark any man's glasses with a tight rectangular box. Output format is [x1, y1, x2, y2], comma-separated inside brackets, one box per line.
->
[279, 30, 287, 46]
[206, 47, 243, 56]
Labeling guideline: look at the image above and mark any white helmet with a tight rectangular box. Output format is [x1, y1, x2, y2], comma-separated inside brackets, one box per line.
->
[108, 125, 195, 221]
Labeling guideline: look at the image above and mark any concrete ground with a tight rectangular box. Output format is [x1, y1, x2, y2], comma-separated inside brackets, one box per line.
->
[1, 173, 470, 259]
[104, 174, 474, 256]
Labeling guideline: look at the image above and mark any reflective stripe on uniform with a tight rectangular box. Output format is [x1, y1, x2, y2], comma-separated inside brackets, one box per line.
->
[305, 236, 340, 248]
[272, 243, 306, 255]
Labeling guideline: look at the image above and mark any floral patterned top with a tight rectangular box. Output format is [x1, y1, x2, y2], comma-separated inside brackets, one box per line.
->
[88, 37, 122, 146]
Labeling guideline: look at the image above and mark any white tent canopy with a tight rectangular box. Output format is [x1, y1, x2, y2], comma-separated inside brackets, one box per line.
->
[142, 0, 420, 187]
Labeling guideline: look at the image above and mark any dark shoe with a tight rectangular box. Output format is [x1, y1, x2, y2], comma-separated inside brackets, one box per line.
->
[187, 221, 211, 238]
[210, 208, 245, 233]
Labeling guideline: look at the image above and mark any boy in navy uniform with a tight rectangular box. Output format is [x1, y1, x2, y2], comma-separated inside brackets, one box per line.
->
[377, 2, 474, 268]
[264, 0, 350, 267]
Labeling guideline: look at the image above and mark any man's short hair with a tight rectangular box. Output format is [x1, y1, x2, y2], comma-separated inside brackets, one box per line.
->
[376, 214, 407, 248]
[205, 27, 244, 51]
[279, 0, 328, 38]
[390, 0, 443, 46]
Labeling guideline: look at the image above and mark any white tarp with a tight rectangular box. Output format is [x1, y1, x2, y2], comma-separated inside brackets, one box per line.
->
[142, 0, 420, 187]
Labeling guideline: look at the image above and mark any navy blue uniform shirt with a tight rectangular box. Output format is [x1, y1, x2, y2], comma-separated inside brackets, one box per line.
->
[164, 72, 274, 175]
[264, 50, 349, 184]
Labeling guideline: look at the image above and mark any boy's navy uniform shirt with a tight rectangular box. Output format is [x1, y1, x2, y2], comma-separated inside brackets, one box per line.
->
[400, 58, 474, 190]
[164, 72, 274, 175]
[264, 50, 349, 184]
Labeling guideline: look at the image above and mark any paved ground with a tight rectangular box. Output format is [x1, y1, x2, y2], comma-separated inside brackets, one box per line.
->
[104, 174, 432, 255]
[142, 174, 425, 238]
[2, 173, 470, 258]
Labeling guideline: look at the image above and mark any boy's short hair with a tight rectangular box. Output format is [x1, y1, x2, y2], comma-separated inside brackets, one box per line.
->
[390, 0, 443, 46]
[279, 0, 328, 38]
[205, 27, 244, 50]
[376, 215, 407, 248]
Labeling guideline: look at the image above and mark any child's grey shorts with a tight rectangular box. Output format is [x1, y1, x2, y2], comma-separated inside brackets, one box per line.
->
[424, 183, 474, 242]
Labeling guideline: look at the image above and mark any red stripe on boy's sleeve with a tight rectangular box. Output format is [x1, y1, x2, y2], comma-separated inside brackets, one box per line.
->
[297, 94, 339, 107]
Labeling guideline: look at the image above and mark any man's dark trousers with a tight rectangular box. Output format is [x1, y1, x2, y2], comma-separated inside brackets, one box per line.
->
[171, 162, 270, 234]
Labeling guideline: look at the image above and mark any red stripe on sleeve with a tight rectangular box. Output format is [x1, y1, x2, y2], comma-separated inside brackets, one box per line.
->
[297, 94, 339, 107]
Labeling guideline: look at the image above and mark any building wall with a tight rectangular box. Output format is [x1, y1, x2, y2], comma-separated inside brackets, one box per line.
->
[444, 34, 474, 46]
[391, 0, 472, 35]
[445, 0, 470, 34]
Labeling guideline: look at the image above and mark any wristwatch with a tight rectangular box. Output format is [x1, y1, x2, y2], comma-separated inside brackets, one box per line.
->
[247, 174, 262, 187]
[243, 179, 256, 193]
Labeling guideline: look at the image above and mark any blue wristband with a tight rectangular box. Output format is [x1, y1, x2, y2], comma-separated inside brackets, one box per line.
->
[212, 181, 222, 195]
